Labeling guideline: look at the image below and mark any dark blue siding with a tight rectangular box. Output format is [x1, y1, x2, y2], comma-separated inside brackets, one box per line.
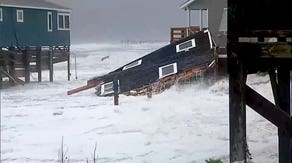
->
[0, 6, 70, 47]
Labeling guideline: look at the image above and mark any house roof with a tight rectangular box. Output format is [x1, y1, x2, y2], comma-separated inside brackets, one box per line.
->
[0, 0, 71, 12]
[180, 0, 198, 9]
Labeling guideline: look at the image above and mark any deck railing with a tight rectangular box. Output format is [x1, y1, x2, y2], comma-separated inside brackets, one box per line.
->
[170, 26, 200, 43]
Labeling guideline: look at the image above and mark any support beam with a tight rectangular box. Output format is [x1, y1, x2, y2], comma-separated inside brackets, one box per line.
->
[187, 9, 191, 37]
[229, 58, 247, 163]
[24, 47, 30, 83]
[113, 79, 119, 106]
[199, 9, 202, 30]
[49, 47, 53, 82]
[67, 47, 71, 81]
[0, 68, 2, 87]
[8, 53, 15, 86]
[245, 85, 291, 133]
[277, 67, 291, 163]
[290, 71, 292, 114]
[188, 9, 191, 27]
[246, 68, 292, 162]
[214, 48, 219, 80]
[269, 69, 280, 106]
[1, 67, 17, 84]
[36, 47, 42, 82]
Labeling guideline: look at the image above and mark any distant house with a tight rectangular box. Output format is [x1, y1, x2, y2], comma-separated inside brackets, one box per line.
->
[0, 0, 71, 47]
[0, 0, 72, 85]
[180, 0, 227, 48]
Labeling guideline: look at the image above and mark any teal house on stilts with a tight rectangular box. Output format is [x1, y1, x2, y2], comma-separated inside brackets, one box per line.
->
[0, 0, 72, 86]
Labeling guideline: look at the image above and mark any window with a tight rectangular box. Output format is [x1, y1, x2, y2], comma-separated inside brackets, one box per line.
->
[201, 9, 208, 29]
[17, 10, 23, 22]
[47, 12, 53, 32]
[176, 39, 196, 53]
[0, 8, 3, 21]
[101, 82, 114, 95]
[100, 81, 120, 95]
[159, 63, 178, 79]
[64, 15, 70, 29]
[57, 13, 70, 30]
[196, 9, 208, 29]
[123, 59, 142, 70]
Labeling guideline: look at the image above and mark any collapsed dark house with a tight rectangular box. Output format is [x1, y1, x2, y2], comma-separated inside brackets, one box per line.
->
[68, 29, 216, 96]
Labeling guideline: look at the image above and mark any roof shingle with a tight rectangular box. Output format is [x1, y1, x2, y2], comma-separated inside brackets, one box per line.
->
[0, 0, 71, 12]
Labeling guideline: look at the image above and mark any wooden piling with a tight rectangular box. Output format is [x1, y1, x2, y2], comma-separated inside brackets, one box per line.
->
[24, 47, 30, 83]
[0, 70, 2, 87]
[8, 53, 15, 86]
[114, 94, 119, 106]
[67, 46, 71, 81]
[113, 80, 119, 106]
[49, 47, 53, 82]
[0, 65, 3, 87]
[36, 47, 42, 82]
[214, 47, 219, 80]
[229, 59, 247, 163]
[277, 67, 291, 163]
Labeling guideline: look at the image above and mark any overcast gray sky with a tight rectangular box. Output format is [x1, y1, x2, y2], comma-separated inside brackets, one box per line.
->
[48, 0, 201, 44]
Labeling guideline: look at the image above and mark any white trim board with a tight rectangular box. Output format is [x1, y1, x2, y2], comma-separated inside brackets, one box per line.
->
[204, 29, 214, 49]
[16, 9, 23, 22]
[180, 0, 198, 9]
[123, 59, 142, 70]
[47, 12, 53, 32]
[0, 8, 3, 21]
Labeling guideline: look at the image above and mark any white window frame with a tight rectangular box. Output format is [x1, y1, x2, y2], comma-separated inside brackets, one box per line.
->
[123, 59, 142, 70]
[100, 81, 119, 96]
[16, 9, 24, 22]
[47, 12, 53, 32]
[159, 63, 178, 79]
[204, 29, 215, 49]
[57, 13, 70, 30]
[0, 8, 3, 21]
[101, 82, 114, 96]
[176, 39, 196, 53]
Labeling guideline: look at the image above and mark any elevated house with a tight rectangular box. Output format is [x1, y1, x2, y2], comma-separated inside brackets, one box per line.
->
[0, 0, 72, 86]
[171, 0, 227, 76]
[228, 0, 291, 162]
[179, 0, 227, 48]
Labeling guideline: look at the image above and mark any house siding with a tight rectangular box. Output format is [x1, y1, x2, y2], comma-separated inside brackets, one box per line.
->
[0, 6, 70, 47]
[188, 0, 227, 47]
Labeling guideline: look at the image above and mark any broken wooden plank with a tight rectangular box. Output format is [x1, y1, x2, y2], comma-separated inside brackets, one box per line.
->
[67, 83, 98, 95]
